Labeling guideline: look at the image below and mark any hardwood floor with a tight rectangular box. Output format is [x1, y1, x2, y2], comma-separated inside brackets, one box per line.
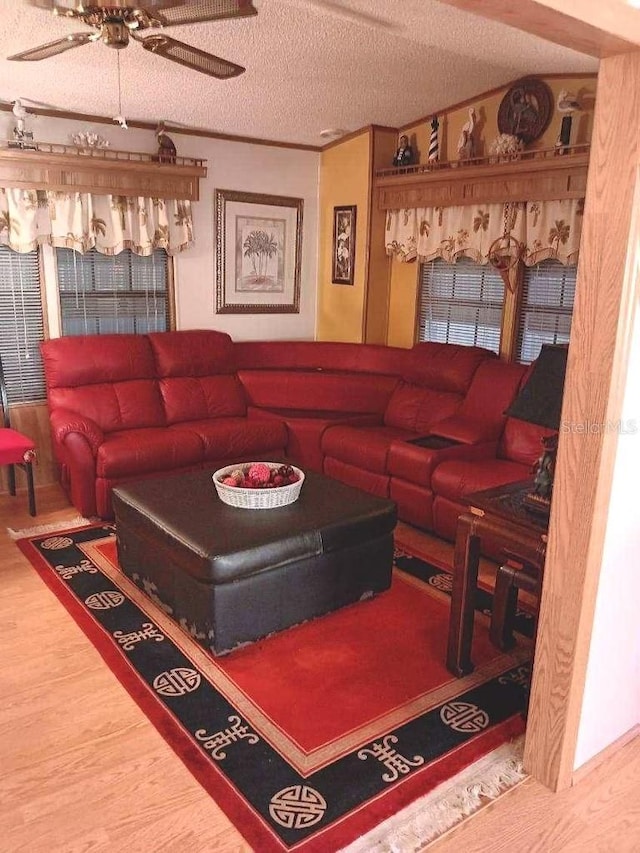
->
[1, 485, 638, 852]
[428, 734, 640, 853]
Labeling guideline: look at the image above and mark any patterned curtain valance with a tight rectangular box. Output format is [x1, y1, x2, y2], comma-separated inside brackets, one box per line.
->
[385, 199, 583, 267]
[0, 187, 194, 256]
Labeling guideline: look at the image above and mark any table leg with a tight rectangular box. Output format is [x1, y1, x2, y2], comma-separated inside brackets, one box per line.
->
[447, 512, 480, 676]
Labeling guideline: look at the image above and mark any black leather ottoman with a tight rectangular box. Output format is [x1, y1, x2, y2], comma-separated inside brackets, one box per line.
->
[112, 469, 396, 655]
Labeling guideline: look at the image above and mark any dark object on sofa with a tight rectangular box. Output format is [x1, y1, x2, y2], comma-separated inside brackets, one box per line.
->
[113, 468, 397, 655]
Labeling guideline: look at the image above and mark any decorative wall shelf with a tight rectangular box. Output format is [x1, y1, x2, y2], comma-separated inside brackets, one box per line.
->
[0, 142, 207, 201]
[375, 144, 590, 210]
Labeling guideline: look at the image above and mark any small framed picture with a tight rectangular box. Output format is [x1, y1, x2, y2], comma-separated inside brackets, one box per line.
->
[332, 205, 356, 285]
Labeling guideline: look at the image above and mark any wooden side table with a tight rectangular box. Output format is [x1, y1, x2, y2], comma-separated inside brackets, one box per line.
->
[446, 480, 548, 677]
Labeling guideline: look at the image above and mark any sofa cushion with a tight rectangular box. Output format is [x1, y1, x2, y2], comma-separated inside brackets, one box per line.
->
[171, 417, 287, 462]
[42, 333, 157, 388]
[96, 427, 203, 478]
[149, 329, 237, 376]
[383, 382, 462, 433]
[248, 407, 381, 472]
[405, 343, 494, 392]
[433, 360, 527, 443]
[235, 340, 409, 376]
[431, 458, 530, 502]
[322, 424, 415, 474]
[41, 334, 166, 433]
[160, 376, 247, 423]
[50, 380, 166, 433]
[323, 457, 390, 498]
[238, 369, 397, 414]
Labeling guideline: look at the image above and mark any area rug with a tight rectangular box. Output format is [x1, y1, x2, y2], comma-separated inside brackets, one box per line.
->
[16, 523, 532, 853]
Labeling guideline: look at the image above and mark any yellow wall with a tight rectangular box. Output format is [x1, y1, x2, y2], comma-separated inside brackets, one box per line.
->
[364, 129, 398, 344]
[387, 260, 419, 349]
[317, 132, 371, 341]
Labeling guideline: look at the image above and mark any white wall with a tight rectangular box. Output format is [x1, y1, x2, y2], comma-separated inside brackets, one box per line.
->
[1, 112, 320, 341]
[574, 303, 640, 768]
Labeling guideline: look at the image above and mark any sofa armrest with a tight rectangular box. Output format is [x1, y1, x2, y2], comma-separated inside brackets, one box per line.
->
[430, 415, 505, 444]
[50, 408, 104, 456]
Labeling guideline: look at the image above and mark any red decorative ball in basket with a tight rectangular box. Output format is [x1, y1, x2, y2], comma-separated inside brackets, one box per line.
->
[212, 462, 305, 509]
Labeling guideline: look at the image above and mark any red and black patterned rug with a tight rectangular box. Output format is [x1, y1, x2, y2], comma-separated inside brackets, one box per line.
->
[17, 523, 531, 852]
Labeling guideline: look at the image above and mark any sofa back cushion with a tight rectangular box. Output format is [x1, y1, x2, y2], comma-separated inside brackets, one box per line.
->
[383, 383, 462, 433]
[238, 369, 398, 415]
[234, 340, 410, 377]
[148, 329, 246, 423]
[405, 343, 495, 393]
[148, 329, 237, 376]
[160, 376, 247, 424]
[42, 333, 157, 387]
[433, 360, 528, 443]
[41, 334, 165, 432]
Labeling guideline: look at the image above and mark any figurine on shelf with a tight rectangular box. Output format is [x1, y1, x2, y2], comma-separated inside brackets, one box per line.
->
[12, 99, 27, 135]
[457, 107, 476, 161]
[9, 99, 36, 150]
[156, 121, 177, 163]
[555, 90, 581, 155]
[392, 134, 413, 168]
[428, 116, 439, 163]
[70, 131, 110, 150]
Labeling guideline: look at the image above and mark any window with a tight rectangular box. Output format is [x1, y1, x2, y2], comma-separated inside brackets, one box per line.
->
[0, 246, 46, 404]
[56, 248, 173, 336]
[517, 260, 576, 363]
[418, 257, 505, 353]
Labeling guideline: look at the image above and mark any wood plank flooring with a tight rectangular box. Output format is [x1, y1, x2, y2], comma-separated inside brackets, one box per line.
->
[0, 485, 637, 851]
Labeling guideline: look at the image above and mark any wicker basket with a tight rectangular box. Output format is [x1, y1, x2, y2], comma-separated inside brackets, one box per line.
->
[212, 462, 305, 510]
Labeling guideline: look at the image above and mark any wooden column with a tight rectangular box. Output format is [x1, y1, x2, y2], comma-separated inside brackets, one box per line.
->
[524, 51, 640, 790]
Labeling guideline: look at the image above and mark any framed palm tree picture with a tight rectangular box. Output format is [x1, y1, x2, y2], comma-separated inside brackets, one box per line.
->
[332, 205, 357, 285]
[215, 189, 303, 313]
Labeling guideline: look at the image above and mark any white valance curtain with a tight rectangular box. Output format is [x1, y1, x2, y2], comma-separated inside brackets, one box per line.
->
[0, 187, 194, 256]
[385, 199, 583, 266]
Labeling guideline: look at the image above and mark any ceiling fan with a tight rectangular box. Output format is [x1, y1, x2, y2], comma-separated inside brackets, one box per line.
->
[7, 0, 257, 79]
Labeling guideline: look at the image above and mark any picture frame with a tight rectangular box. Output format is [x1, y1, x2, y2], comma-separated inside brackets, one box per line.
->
[215, 189, 303, 314]
[332, 205, 357, 285]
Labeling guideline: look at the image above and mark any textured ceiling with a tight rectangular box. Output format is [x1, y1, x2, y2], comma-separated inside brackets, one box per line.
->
[0, 0, 599, 146]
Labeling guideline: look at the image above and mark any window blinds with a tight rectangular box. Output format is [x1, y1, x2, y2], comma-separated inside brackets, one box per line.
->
[517, 260, 576, 364]
[0, 246, 45, 404]
[418, 257, 504, 353]
[56, 248, 169, 336]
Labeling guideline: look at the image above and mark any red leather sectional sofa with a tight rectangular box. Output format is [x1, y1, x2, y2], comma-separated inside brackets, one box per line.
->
[41, 329, 551, 543]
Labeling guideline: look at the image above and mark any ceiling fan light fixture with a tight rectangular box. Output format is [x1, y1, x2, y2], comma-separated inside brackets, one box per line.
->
[102, 20, 130, 48]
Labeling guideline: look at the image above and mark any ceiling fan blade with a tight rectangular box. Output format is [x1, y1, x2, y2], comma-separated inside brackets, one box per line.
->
[27, 0, 181, 12]
[151, 0, 257, 27]
[7, 31, 97, 61]
[139, 34, 245, 78]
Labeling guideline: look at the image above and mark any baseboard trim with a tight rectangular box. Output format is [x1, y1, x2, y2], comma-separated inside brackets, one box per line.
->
[572, 724, 640, 786]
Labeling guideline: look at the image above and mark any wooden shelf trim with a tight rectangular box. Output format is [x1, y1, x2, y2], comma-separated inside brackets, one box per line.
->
[0, 143, 207, 201]
[375, 147, 590, 210]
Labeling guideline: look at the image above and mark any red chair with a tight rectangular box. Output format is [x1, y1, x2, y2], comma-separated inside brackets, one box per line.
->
[0, 357, 37, 516]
